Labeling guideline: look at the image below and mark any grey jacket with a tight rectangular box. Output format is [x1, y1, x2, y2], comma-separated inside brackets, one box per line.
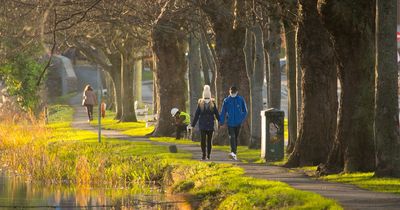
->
[83, 90, 97, 105]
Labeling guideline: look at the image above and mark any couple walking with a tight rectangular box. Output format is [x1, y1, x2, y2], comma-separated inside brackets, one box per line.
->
[189, 85, 247, 161]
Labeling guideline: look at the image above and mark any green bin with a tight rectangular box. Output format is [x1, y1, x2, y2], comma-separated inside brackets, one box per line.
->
[261, 108, 284, 161]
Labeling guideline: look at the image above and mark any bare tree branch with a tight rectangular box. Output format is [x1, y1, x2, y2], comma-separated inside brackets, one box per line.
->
[44, 0, 102, 34]
[36, 9, 57, 87]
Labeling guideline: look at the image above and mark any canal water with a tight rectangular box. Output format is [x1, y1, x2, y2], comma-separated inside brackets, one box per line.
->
[0, 173, 190, 209]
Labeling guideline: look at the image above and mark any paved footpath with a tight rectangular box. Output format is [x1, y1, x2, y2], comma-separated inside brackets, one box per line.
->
[71, 105, 400, 210]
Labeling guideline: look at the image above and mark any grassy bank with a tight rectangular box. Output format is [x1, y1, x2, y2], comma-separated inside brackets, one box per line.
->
[0, 105, 186, 187]
[90, 109, 154, 136]
[297, 166, 400, 195]
[170, 161, 340, 209]
[322, 173, 400, 195]
[0, 105, 341, 209]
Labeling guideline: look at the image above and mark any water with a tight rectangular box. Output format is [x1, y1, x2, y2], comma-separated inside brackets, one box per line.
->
[0, 173, 190, 209]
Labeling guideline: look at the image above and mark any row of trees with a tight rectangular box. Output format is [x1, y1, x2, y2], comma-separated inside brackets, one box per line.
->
[1, 0, 399, 177]
[285, 0, 400, 177]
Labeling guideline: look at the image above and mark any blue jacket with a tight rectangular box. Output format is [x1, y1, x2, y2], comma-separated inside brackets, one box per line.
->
[219, 95, 247, 127]
[191, 100, 219, 131]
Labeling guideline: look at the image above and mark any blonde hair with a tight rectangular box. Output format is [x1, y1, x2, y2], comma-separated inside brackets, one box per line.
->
[198, 98, 215, 111]
[84, 85, 93, 92]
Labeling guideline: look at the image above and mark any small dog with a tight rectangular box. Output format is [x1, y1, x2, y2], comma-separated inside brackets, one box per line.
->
[100, 102, 106, 118]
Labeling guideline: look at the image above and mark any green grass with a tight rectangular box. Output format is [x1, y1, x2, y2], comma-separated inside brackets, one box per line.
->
[1, 105, 190, 187]
[172, 162, 341, 209]
[294, 166, 400, 195]
[296, 167, 400, 195]
[323, 173, 400, 195]
[90, 109, 154, 136]
[142, 70, 153, 81]
[50, 92, 77, 104]
[0, 104, 343, 209]
[284, 118, 288, 140]
[148, 137, 263, 163]
[300, 166, 318, 172]
[149, 137, 197, 145]
[266, 156, 288, 166]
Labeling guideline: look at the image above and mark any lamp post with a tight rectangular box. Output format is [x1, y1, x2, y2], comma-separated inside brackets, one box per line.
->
[97, 65, 102, 143]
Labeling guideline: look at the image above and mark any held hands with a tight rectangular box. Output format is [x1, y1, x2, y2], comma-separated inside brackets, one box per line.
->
[219, 123, 226, 129]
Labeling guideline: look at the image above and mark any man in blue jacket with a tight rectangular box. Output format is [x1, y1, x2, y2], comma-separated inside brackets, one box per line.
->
[219, 86, 248, 160]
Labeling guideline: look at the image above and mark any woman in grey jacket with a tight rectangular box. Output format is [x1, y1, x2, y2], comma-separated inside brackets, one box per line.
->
[82, 84, 97, 121]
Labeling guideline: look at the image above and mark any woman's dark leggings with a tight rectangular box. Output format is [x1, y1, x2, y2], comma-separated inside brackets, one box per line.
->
[85, 104, 93, 120]
[200, 130, 213, 158]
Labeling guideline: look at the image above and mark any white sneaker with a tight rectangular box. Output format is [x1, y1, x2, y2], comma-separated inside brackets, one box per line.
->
[232, 153, 237, 161]
[229, 152, 237, 160]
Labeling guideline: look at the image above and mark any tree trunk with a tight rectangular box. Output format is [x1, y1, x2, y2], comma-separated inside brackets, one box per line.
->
[282, 0, 298, 154]
[151, 19, 187, 137]
[188, 32, 202, 140]
[244, 25, 265, 149]
[200, 37, 211, 86]
[267, 8, 282, 109]
[134, 58, 143, 106]
[319, 0, 376, 173]
[152, 54, 158, 116]
[252, 26, 265, 148]
[103, 71, 115, 110]
[285, 0, 337, 167]
[374, 0, 400, 177]
[202, 0, 251, 146]
[264, 30, 270, 109]
[296, 37, 302, 137]
[109, 55, 122, 120]
[200, 28, 216, 95]
[120, 53, 137, 122]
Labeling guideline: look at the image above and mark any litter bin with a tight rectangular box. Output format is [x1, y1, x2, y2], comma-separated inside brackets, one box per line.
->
[261, 108, 284, 161]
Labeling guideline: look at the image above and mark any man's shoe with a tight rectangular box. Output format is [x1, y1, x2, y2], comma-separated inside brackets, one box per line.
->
[232, 154, 237, 161]
[201, 156, 206, 160]
[229, 152, 235, 159]
[207, 155, 210, 160]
